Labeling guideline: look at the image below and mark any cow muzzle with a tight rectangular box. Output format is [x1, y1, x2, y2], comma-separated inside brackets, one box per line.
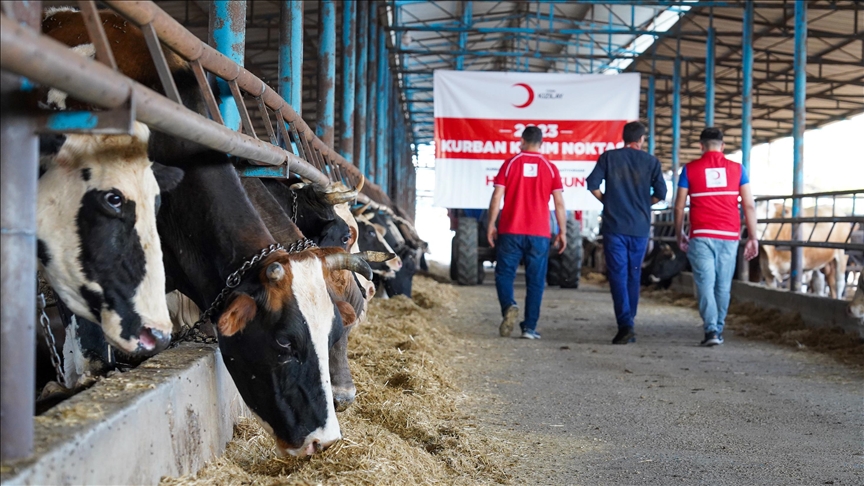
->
[137, 327, 172, 353]
[276, 436, 341, 458]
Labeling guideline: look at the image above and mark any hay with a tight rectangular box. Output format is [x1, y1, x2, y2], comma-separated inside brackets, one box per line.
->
[161, 276, 512, 485]
[643, 289, 864, 368]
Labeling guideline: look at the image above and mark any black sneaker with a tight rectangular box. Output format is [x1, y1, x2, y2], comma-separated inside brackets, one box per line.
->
[499, 306, 519, 337]
[716, 333, 724, 345]
[612, 328, 635, 345]
[701, 332, 721, 347]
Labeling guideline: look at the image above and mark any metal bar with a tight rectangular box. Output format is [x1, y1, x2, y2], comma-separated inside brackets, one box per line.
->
[256, 96, 278, 145]
[755, 189, 864, 200]
[376, 24, 387, 189]
[705, 26, 715, 126]
[102, 0, 394, 206]
[757, 241, 864, 251]
[140, 22, 182, 104]
[78, 0, 118, 70]
[209, 0, 246, 131]
[672, 56, 681, 191]
[0, 71, 37, 462]
[189, 59, 224, 125]
[367, 1, 378, 181]
[456, 1, 472, 70]
[355, 0, 369, 174]
[228, 79, 256, 137]
[741, 0, 754, 174]
[790, 0, 807, 292]
[316, 0, 336, 148]
[647, 75, 656, 156]
[339, 0, 356, 162]
[279, 0, 303, 115]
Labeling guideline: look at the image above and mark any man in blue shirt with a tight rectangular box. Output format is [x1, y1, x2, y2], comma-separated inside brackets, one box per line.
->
[586, 121, 667, 344]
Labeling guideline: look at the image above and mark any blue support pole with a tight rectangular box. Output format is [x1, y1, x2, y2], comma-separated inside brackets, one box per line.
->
[672, 57, 681, 191]
[355, 1, 369, 173]
[790, 0, 807, 292]
[647, 75, 656, 155]
[339, 0, 357, 162]
[367, 2, 378, 180]
[279, 1, 303, 115]
[705, 26, 715, 126]
[741, 0, 754, 174]
[316, 0, 336, 148]
[375, 24, 387, 189]
[456, 1, 472, 70]
[209, 1, 246, 131]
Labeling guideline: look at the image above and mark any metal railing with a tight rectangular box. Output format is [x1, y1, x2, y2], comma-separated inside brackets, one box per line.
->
[0, 0, 410, 461]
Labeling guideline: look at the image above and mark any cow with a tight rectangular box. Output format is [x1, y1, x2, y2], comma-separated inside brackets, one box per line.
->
[259, 177, 358, 249]
[37, 123, 182, 355]
[41, 9, 371, 456]
[641, 242, 689, 289]
[759, 205, 851, 298]
[355, 210, 402, 278]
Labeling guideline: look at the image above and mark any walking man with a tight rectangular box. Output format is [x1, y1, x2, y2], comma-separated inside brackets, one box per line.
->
[586, 121, 667, 344]
[674, 127, 759, 346]
[487, 126, 567, 339]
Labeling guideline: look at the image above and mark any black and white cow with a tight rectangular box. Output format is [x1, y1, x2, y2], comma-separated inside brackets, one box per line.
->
[37, 123, 182, 354]
[641, 242, 689, 289]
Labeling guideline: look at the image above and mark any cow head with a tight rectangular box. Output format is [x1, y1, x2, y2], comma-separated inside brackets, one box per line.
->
[848, 273, 864, 320]
[37, 123, 182, 354]
[216, 249, 373, 457]
[355, 213, 402, 277]
[286, 179, 360, 249]
[642, 242, 688, 288]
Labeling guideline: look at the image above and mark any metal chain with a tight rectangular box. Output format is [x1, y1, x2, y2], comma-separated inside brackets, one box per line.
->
[38, 293, 67, 385]
[173, 238, 317, 346]
[290, 190, 298, 224]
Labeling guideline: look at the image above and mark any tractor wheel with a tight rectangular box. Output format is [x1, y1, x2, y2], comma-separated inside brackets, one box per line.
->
[558, 219, 583, 289]
[454, 217, 479, 285]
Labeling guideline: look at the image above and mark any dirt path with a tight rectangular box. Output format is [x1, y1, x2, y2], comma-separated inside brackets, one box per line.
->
[446, 273, 863, 485]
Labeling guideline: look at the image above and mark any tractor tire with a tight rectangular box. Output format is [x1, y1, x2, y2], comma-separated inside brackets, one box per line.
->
[558, 219, 583, 289]
[454, 217, 479, 285]
[478, 263, 486, 285]
[449, 237, 458, 282]
[546, 256, 561, 286]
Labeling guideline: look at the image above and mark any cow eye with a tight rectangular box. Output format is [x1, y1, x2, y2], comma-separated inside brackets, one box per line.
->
[104, 192, 123, 211]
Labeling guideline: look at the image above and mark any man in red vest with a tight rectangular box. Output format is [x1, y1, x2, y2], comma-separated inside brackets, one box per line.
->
[674, 128, 759, 346]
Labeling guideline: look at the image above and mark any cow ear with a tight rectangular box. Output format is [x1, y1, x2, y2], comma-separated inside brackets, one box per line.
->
[218, 293, 257, 336]
[335, 300, 356, 327]
[152, 162, 184, 193]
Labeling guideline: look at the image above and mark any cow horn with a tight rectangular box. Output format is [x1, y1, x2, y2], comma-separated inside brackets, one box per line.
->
[323, 187, 359, 205]
[266, 262, 285, 282]
[352, 201, 372, 216]
[355, 174, 365, 192]
[324, 253, 373, 281]
[359, 251, 398, 263]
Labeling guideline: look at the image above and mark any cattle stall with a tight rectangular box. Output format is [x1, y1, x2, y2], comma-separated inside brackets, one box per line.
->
[0, 0, 417, 471]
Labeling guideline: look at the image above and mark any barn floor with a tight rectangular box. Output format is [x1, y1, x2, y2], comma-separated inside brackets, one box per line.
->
[448, 271, 863, 485]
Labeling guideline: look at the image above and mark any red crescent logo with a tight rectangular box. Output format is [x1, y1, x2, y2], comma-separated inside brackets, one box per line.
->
[711, 171, 721, 180]
[512, 83, 534, 108]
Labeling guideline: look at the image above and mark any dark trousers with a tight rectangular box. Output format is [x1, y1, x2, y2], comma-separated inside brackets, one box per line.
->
[603, 232, 649, 329]
[494, 233, 550, 332]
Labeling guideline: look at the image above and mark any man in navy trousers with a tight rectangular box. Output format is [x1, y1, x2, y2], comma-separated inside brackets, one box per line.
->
[587, 122, 667, 344]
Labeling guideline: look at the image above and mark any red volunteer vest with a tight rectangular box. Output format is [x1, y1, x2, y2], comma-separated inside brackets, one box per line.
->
[686, 152, 743, 241]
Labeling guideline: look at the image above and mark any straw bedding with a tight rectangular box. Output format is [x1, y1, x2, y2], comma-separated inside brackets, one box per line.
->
[161, 276, 513, 485]
[643, 288, 864, 368]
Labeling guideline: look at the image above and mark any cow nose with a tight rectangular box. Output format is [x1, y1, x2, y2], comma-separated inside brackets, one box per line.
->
[150, 328, 172, 350]
[138, 327, 172, 354]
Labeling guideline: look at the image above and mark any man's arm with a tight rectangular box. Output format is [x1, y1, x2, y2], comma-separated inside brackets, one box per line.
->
[486, 186, 505, 247]
[586, 154, 606, 203]
[552, 190, 567, 254]
[650, 158, 668, 205]
[739, 183, 759, 260]
[674, 186, 689, 252]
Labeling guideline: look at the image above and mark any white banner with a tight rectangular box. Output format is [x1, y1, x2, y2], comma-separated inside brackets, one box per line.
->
[433, 71, 640, 210]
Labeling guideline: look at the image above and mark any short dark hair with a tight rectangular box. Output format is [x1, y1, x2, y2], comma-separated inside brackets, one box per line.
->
[521, 126, 543, 145]
[699, 127, 724, 142]
[622, 121, 647, 144]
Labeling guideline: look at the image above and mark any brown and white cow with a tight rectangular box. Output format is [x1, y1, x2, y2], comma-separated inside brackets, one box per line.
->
[848, 272, 863, 320]
[759, 205, 851, 299]
[37, 123, 182, 354]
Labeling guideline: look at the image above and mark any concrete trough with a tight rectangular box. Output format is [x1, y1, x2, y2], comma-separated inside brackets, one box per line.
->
[0, 344, 246, 485]
[669, 271, 863, 338]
